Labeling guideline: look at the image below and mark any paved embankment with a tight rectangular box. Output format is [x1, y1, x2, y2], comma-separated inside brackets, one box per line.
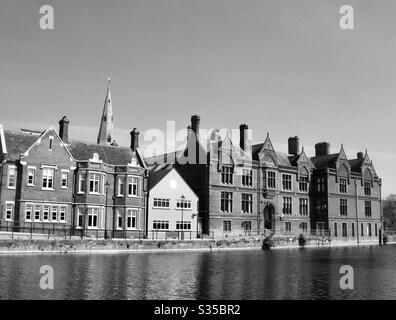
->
[0, 237, 264, 255]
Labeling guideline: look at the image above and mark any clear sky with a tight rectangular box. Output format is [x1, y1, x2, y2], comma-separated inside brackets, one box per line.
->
[1, 0, 396, 197]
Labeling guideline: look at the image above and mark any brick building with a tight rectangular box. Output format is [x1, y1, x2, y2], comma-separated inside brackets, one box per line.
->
[0, 80, 147, 237]
[146, 114, 382, 240]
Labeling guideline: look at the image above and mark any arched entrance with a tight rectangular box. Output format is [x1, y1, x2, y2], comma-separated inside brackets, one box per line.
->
[263, 203, 275, 230]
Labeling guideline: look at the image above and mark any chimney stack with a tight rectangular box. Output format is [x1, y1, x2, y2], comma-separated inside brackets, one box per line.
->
[315, 142, 330, 157]
[357, 152, 364, 159]
[130, 128, 140, 151]
[239, 123, 249, 152]
[288, 136, 300, 155]
[191, 114, 200, 136]
[59, 116, 70, 144]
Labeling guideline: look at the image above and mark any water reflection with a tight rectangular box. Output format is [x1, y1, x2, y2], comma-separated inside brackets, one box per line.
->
[1, 245, 396, 300]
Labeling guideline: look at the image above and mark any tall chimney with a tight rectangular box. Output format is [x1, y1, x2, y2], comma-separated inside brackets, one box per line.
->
[288, 136, 300, 155]
[191, 114, 200, 136]
[239, 123, 249, 152]
[315, 142, 330, 157]
[357, 152, 364, 159]
[59, 116, 70, 144]
[130, 128, 140, 151]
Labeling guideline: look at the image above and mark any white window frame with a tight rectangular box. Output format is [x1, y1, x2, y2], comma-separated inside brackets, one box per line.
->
[176, 199, 192, 210]
[126, 208, 138, 230]
[89, 172, 101, 194]
[102, 173, 107, 196]
[176, 221, 192, 230]
[42, 166, 55, 190]
[51, 205, 58, 222]
[25, 203, 33, 222]
[61, 170, 69, 189]
[87, 207, 100, 229]
[60, 206, 67, 223]
[152, 220, 169, 230]
[78, 172, 86, 194]
[7, 165, 17, 189]
[117, 176, 125, 197]
[116, 209, 124, 230]
[34, 204, 41, 221]
[27, 166, 36, 186]
[5, 201, 14, 221]
[76, 207, 84, 229]
[127, 176, 139, 197]
[153, 198, 170, 209]
[43, 205, 50, 222]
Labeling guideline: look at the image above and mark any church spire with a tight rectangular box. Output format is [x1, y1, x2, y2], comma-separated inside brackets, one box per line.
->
[97, 78, 114, 145]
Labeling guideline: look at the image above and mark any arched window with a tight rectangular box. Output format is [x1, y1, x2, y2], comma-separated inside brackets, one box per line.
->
[363, 168, 373, 196]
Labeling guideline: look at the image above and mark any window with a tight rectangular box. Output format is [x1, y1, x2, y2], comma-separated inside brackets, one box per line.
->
[117, 176, 124, 196]
[127, 176, 138, 197]
[285, 222, 292, 233]
[176, 199, 192, 209]
[299, 198, 308, 216]
[351, 223, 355, 237]
[282, 174, 292, 191]
[27, 167, 35, 186]
[61, 171, 69, 188]
[317, 177, 325, 192]
[5, 202, 14, 221]
[153, 198, 170, 208]
[43, 205, 50, 221]
[367, 223, 372, 237]
[361, 223, 364, 237]
[340, 199, 348, 216]
[221, 192, 233, 213]
[375, 224, 378, 237]
[242, 221, 252, 231]
[342, 223, 347, 237]
[34, 205, 41, 221]
[7, 166, 16, 189]
[267, 171, 276, 189]
[299, 222, 308, 232]
[282, 197, 292, 215]
[176, 221, 192, 230]
[242, 169, 253, 187]
[339, 178, 347, 194]
[126, 209, 137, 229]
[60, 206, 66, 222]
[364, 182, 371, 196]
[87, 207, 99, 229]
[221, 166, 233, 185]
[365, 201, 372, 217]
[78, 172, 86, 193]
[117, 211, 123, 229]
[89, 172, 100, 194]
[49, 136, 53, 151]
[153, 220, 169, 230]
[25, 204, 33, 221]
[51, 206, 58, 222]
[241, 193, 253, 214]
[77, 207, 84, 228]
[334, 223, 338, 237]
[299, 176, 308, 192]
[223, 220, 231, 232]
[42, 167, 55, 190]
[316, 199, 326, 217]
[102, 173, 107, 195]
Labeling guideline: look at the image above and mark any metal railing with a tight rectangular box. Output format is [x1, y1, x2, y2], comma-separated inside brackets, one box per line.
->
[0, 221, 213, 241]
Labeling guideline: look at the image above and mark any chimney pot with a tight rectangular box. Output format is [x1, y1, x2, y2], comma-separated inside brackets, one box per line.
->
[191, 114, 201, 136]
[130, 128, 140, 151]
[288, 136, 300, 155]
[59, 116, 70, 144]
[315, 142, 330, 157]
[239, 123, 249, 152]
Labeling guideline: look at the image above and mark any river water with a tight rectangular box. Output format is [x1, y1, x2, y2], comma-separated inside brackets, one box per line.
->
[1, 245, 396, 300]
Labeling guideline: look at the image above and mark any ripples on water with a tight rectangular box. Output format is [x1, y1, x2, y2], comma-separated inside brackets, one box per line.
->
[1, 245, 396, 300]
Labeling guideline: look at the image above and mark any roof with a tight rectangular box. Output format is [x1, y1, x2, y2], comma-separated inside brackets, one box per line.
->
[310, 153, 339, 168]
[148, 166, 174, 190]
[348, 158, 364, 173]
[68, 140, 135, 165]
[251, 143, 293, 167]
[4, 130, 41, 160]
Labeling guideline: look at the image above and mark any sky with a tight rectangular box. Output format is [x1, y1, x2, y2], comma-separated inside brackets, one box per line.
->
[0, 0, 396, 197]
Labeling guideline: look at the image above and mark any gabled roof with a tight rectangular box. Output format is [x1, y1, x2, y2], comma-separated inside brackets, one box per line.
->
[3, 130, 43, 160]
[148, 167, 174, 190]
[348, 158, 364, 173]
[68, 140, 145, 167]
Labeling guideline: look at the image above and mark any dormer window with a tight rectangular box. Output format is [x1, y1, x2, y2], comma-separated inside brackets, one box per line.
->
[221, 166, 233, 185]
[339, 178, 347, 194]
